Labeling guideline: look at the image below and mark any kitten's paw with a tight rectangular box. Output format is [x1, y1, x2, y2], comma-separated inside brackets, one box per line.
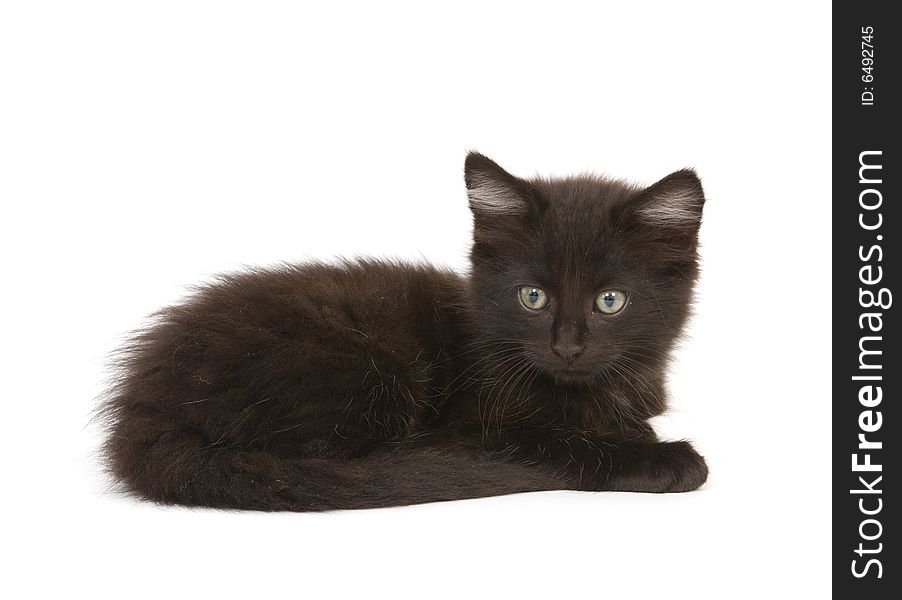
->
[610, 440, 708, 493]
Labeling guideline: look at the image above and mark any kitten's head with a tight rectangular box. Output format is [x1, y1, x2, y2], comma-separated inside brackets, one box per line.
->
[464, 152, 705, 387]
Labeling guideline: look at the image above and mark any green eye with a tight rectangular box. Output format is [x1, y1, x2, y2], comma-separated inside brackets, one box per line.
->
[518, 286, 549, 310]
[595, 290, 627, 314]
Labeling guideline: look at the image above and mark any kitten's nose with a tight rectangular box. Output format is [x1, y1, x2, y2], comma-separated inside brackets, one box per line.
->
[552, 340, 584, 363]
[553, 320, 585, 363]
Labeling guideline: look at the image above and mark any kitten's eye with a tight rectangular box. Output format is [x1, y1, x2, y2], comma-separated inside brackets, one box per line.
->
[518, 286, 549, 311]
[595, 290, 628, 314]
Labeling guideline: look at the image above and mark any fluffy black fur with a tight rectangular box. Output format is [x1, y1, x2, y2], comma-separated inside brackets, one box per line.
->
[99, 153, 708, 511]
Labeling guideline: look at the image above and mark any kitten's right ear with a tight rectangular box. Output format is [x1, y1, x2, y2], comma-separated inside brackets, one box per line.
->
[465, 152, 542, 220]
[620, 168, 705, 259]
[632, 168, 705, 231]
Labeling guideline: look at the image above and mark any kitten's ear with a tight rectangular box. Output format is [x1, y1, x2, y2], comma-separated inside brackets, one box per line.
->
[632, 168, 705, 232]
[621, 169, 705, 260]
[465, 152, 542, 220]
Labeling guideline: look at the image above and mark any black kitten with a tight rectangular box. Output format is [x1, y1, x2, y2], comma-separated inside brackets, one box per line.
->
[99, 153, 708, 511]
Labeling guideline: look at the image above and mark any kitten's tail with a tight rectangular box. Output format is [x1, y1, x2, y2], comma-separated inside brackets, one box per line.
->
[104, 431, 556, 512]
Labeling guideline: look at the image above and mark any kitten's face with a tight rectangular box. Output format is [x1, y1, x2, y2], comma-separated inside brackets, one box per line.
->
[465, 153, 704, 387]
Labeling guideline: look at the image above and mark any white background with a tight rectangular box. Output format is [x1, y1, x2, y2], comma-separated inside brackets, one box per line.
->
[1, 1, 830, 598]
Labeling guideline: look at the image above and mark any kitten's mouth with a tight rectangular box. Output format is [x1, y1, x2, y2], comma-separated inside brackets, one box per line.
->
[549, 366, 595, 385]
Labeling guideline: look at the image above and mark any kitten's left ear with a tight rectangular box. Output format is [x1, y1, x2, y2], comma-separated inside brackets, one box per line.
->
[632, 168, 705, 232]
[464, 152, 543, 221]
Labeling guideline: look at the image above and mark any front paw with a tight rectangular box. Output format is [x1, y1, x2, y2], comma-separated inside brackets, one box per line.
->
[610, 440, 708, 493]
